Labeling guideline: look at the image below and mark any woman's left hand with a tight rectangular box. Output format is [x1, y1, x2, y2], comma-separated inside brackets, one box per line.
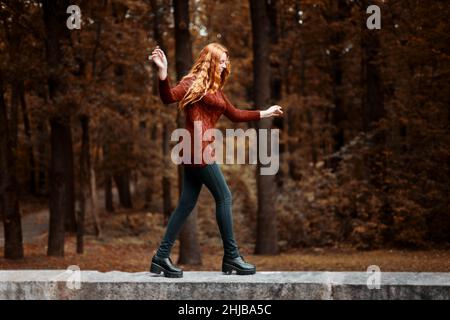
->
[262, 105, 283, 118]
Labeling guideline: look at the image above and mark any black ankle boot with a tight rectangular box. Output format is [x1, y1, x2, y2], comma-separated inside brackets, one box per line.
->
[222, 255, 256, 275]
[150, 255, 183, 278]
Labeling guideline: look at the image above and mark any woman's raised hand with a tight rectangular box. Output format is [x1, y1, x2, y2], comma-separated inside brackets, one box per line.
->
[150, 46, 168, 76]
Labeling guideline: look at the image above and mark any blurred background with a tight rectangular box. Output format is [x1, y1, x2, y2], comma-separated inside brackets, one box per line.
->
[0, 0, 448, 271]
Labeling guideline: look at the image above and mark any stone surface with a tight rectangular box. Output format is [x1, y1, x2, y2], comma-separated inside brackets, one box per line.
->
[0, 270, 449, 300]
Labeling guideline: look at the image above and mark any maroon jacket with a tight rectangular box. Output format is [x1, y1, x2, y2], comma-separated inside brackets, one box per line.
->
[158, 74, 261, 167]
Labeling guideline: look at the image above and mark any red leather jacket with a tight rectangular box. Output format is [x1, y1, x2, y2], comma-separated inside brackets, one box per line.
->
[158, 74, 261, 167]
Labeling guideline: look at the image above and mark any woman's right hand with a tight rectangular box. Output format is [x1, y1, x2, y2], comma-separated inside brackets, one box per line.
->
[150, 46, 168, 78]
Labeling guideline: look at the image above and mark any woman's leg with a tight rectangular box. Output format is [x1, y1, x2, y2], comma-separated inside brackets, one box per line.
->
[156, 167, 203, 258]
[199, 163, 240, 258]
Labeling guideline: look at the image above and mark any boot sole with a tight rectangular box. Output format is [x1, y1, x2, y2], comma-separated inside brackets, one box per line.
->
[222, 262, 256, 275]
[150, 262, 183, 278]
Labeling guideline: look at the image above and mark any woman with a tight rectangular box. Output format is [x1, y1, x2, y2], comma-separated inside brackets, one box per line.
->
[149, 43, 283, 278]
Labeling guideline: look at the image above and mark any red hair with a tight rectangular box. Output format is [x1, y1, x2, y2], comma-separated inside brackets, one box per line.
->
[178, 42, 230, 110]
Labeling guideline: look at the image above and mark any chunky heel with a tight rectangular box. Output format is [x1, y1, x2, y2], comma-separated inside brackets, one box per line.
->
[222, 263, 234, 275]
[150, 262, 162, 275]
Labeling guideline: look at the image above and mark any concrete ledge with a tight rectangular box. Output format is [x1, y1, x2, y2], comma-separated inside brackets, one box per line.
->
[0, 271, 449, 300]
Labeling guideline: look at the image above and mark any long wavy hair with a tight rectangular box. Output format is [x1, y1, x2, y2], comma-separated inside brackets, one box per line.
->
[178, 43, 231, 110]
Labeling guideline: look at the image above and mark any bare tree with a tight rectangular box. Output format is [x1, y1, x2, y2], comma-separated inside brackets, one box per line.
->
[173, 0, 202, 265]
[0, 74, 24, 260]
[250, 0, 278, 255]
[42, 0, 77, 256]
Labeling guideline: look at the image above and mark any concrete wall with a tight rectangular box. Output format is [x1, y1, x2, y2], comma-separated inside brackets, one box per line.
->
[0, 271, 449, 300]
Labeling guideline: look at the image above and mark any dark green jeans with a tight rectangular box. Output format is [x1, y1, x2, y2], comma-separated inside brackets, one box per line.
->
[156, 162, 240, 259]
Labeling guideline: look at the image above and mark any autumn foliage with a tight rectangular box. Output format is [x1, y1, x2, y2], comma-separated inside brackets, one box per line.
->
[0, 0, 448, 262]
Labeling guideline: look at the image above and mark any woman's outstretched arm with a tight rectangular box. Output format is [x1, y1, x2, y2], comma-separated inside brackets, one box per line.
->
[222, 91, 283, 122]
[221, 91, 261, 122]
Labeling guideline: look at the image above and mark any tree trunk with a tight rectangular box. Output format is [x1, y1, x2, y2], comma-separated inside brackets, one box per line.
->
[36, 118, 48, 196]
[105, 174, 114, 212]
[0, 76, 24, 260]
[48, 117, 75, 256]
[173, 0, 202, 265]
[9, 83, 19, 156]
[43, 0, 76, 256]
[89, 166, 100, 235]
[250, 0, 278, 255]
[113, 171, 133, 209]
[110, 62, 133, 210]
[151, 0, 172, 223]
[78, 115, 101, 253]
[361, 22, 385, 130]
[18, 82, 37, 195]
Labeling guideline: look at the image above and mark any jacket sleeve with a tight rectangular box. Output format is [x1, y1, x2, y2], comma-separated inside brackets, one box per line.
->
[222, 91, 261, 122]
[158, 75, 194, 104]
